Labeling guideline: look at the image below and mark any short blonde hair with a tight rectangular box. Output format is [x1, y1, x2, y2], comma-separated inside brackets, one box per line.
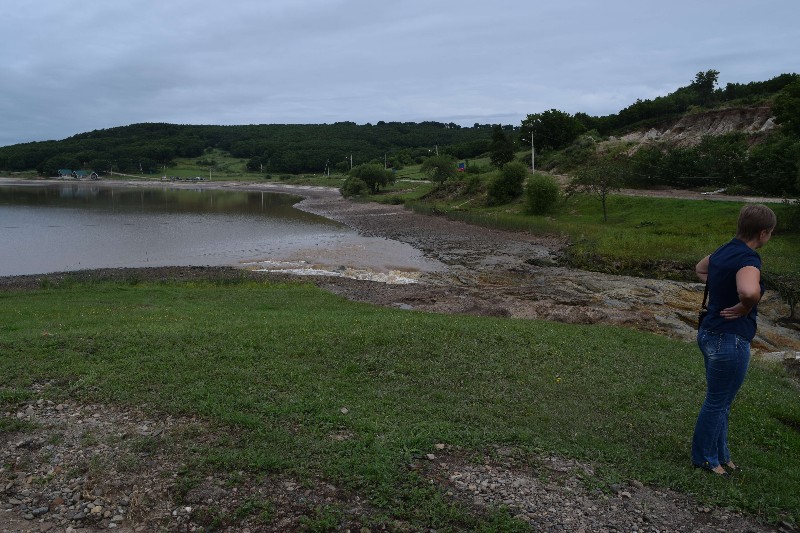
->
[736, 204, 777, 241]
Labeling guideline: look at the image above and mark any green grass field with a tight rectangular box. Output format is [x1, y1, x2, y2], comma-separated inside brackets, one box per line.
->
[2, 279, 798, 529]
[142, 149, 347, 186]
[400, 187, 799, 279]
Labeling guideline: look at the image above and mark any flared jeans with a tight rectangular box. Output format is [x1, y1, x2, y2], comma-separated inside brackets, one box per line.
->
[691, 329, 751, 468]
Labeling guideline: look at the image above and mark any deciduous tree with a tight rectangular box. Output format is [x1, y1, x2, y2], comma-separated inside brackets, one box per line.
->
[350, 163, 394, 193]
[489, 125, 515, 168]
[774, 79, 800, 136]
[569, 156, 629, 222]
[520, 109, 586, 152]
[525, 173, 560, 215]
[691, 69, 720, 106]
[421, 155, 458, 184]
[487, 161, 528, 205]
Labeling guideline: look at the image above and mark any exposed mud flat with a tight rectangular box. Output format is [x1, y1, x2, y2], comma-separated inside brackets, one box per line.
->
[291, 184, 799, 354]
[2, 178, 798, 354]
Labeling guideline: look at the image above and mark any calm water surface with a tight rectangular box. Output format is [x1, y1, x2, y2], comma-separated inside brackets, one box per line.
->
[0, 183, 440, 278]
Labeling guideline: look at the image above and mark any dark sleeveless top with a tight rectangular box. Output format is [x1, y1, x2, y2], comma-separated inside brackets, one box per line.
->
[701, 238, 763, 341]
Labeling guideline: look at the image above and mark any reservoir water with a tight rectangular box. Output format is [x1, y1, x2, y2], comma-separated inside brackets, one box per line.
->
[0, 182, 441, 281]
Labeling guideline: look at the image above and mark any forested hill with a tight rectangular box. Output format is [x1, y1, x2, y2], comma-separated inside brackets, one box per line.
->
[578, 72, 798, 136]
[0, 71, 797, 177]
[0, 121, 499, 176]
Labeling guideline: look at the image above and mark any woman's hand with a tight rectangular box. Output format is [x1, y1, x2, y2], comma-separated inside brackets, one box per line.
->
[720, 302, 752, 320]
[721, 266, 762, 320]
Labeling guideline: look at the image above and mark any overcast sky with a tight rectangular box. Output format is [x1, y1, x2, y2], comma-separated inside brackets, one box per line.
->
[1, 0, 798, 147]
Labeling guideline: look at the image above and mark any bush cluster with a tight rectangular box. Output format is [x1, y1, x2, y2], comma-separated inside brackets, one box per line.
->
[487, 162, 528, 205]
[785, 199, 800, 232]
[340, 177, 369, 197]
[525, 173, 561, 215]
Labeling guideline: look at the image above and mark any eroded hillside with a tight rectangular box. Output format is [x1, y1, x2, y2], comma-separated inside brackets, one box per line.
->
[618, 106, 776, 147]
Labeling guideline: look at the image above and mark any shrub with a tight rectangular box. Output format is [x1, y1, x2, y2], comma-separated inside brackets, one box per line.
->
[763, 272, 800, 320]
[742, 133, 800, 196]
[784, 198, 800, 232]
[722, 183, 752, 196]
[340, 177, 369, 197]
[525, 173, 561, 215]
[487, 162, 528, 205]
[465, 174, 483, 195]
[421, 155, 458, 184]
[350, 163, 394, 193]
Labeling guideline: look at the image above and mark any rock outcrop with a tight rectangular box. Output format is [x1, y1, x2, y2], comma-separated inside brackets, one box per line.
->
[619, 106, 776, 148]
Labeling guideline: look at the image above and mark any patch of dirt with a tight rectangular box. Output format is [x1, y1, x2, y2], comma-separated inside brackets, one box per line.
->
[0, 383, 378, 532]
[419, 446, 785, 533]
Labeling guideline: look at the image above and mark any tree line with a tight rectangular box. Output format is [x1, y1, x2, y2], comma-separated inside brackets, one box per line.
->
[0, 121, 497, 177]
[519, 71, 799, 152]
[1, 71, 798, 190]
[517, 71, 800, 197]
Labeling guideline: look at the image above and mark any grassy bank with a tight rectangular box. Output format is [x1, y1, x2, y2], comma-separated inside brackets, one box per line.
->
[403, 192, 800, 279]
[2, 279, 799, 529]
[100, 150, 347, 186]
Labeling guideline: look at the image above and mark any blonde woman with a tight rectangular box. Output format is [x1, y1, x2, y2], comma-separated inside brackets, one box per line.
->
[692, 204, 776, 476]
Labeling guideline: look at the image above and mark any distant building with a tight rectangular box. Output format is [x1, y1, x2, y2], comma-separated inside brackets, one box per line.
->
[72, 170, 99, 180]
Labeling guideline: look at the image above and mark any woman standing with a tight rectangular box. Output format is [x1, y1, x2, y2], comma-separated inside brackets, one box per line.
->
[692, 204, 777, 476]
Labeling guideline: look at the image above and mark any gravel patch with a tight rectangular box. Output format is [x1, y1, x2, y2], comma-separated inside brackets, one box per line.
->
[1, 383, 378, 532]
[421, 446, 786, 533]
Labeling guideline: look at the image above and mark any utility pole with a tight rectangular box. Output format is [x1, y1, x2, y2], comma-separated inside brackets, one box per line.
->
[531, 137, 535, 173]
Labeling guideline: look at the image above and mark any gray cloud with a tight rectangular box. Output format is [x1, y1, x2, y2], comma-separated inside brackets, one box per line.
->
[1, 0, 798, 146]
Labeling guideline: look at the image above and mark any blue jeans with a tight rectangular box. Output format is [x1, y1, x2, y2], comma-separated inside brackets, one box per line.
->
[691, 329, 751, 468]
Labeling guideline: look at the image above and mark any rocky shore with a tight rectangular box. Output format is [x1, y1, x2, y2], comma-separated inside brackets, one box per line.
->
[2, 179, 798, 531]
[2, 178, 797, 353]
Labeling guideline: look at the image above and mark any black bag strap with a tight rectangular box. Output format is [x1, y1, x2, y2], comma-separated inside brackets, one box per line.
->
[700, 243, 725, 311]
[701, 282, 709, 310]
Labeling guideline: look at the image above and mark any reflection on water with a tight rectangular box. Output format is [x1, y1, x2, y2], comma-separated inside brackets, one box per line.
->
[0, 183, 320, 219]
[0, 183, 443, 279]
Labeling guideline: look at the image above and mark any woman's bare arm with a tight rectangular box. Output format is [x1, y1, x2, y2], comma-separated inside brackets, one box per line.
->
[720, 266, 761, 320]
[695, 255, 710, 283]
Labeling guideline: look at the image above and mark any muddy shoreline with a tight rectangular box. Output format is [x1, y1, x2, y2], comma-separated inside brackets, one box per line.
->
[2, 177, 797, 354]
[260, 181, 800, 354]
